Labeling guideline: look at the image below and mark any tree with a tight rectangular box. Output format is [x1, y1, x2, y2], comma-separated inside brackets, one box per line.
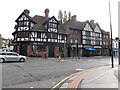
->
[58, 10, 72, 23]
[58, 10, 63, 22]
[68, 11, 72, 20]
[63, 11, 67, 23]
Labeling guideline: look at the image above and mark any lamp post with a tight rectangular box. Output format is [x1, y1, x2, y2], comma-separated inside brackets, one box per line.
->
[64, 38, 65, 59]
[109, 0, 114, 68]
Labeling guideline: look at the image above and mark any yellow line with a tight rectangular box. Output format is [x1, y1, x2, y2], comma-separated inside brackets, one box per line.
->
[51, 72, 82, 90]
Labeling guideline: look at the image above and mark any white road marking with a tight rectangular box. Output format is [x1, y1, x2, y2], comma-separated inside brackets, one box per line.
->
[76, 68, 84, 71]
[53, 82, 55, 84]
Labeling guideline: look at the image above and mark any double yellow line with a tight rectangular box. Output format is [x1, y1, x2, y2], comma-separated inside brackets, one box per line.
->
[51, 71, 82, 90]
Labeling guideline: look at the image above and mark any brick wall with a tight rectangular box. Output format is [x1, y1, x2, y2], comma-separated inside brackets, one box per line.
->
[27, 45, 48, 57]
[54, 45, 67, 57]
[27, 45, 33, 56]
[17, 45, 20, 54]
[102, 33, 110, 47]
[67, 31, 81, 44]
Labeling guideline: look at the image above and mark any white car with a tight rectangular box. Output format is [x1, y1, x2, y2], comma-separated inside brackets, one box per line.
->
[0, 52, 26, 63]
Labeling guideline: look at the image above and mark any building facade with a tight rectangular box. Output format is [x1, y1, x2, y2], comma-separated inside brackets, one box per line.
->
[101, 30, 110, 56]
[12, 9, 110, 57]
[12, 9, 67, 57]
[112, 38, 119, 56]
[64, 18, 103, 57]
[64, 15, 83, 57]
[0, 34, 13, 51]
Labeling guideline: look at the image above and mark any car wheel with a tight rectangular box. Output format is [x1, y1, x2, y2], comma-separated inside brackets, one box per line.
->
[0, 58, 5, 63]
[20, 58, 25, 62]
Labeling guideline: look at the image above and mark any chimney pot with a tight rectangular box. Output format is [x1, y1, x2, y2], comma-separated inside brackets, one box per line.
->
[90, 20, 94, 23]
[72, 15, 77, 20]
[44, 8, 49, 20]
[24, 9, 30, 15]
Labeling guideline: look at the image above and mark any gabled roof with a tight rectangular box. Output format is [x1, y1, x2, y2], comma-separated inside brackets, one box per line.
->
[15, 12, 36, 24]
[43, 16, 59, 25]
[89, 21, 97, 30]
[101, 29, 110, 34]
[89, 21, 102, 33]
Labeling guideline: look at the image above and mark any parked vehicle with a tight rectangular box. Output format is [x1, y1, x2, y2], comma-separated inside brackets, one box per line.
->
[0, 52, 26, 63]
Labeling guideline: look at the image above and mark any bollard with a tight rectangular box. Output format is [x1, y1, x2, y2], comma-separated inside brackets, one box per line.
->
[59, 56, 61, 61]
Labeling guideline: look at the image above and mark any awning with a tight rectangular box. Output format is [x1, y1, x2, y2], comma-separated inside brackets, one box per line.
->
[113, 48, 118, 51]
[85, 48, 96, 51]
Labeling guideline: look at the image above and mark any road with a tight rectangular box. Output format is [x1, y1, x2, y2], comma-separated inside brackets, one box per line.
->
[2, 56, 118, 88]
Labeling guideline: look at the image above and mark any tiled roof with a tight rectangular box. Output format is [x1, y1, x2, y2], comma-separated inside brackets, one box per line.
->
[30, 15, 68, 34]
[31, 15, 47, 32]
[58, 21, 68, 34]
[24, 13, 37, 24]
[89, 22, 97, 30]
[64, 19, 88, 30]
[101, 29, 109, 34]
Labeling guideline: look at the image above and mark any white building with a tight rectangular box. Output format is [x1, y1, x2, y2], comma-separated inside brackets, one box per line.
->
[112, 38, 119, 56]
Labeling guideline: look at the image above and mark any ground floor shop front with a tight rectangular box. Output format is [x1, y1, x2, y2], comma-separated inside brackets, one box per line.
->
[14, 42, 67, 57]
[68, 44, 103, 57]
[14, 42, 110, 57]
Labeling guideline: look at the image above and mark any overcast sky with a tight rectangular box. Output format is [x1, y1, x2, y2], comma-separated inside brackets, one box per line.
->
[0, 0, 119, 39]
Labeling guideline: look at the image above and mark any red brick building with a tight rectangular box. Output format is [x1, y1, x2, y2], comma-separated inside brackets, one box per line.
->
[101, 30, 110, 56]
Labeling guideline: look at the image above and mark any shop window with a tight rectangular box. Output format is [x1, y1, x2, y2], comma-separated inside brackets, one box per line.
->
[37, 45, 46, 52]
[59, 47, 63, 52]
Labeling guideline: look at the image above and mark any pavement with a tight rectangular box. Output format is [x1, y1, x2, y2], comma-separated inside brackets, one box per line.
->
[51, 58, 119, 89]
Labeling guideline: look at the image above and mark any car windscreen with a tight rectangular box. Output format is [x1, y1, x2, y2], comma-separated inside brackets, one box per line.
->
[0, 52, 18, 56]
[0, 53, 6, 55]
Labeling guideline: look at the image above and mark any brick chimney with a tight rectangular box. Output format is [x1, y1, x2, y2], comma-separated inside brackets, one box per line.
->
[24, 9, 30, 16]
[90, 20, 94, 24]
[44, 8, 49, 20]
[72, 15, 77, 21]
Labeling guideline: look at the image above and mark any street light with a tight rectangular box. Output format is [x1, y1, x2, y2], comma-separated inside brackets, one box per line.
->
[109, 0, 114, 68]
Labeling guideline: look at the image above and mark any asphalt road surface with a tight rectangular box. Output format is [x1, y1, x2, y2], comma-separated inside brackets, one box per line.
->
[2, 56, 118, 88]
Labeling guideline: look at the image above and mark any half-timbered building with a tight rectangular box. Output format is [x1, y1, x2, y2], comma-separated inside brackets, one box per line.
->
[64, 18, 103, 57]
[12, 9, 67, 57]
[89, 20, 102, 56]
[12, 9, 110, 57]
